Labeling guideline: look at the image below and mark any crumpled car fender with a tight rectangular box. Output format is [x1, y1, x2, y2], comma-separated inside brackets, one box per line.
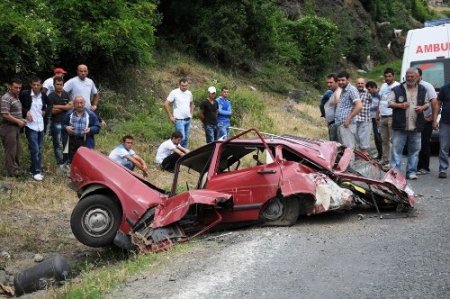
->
[279, 163, 354, 214]
[152, 190, 232, 228]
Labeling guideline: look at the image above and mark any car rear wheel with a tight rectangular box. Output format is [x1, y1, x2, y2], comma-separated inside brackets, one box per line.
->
[262, 196, 300, 226]
[71, 194, 122, 247]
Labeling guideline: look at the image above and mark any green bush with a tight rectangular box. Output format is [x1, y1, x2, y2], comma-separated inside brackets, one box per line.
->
[0, 0, 159, 82]
[0, 0, 59, 82]
[287, 15, 338, 79]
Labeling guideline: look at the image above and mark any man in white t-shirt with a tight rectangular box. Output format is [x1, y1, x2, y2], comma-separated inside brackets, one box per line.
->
[155, 131, 189, 172]
[109, 135, 148, 177]
[64, 64, 99, 111]
[163, 78, 195, 148]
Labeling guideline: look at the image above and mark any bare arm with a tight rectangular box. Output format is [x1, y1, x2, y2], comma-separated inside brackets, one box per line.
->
[343, 100, 363, 128]
[1, 113, 26, 127]
[164, 100, 175, 123]
[432, 98, 441, 130]
[127, 155, 148, 177]
[174, 146, 189, 156]
[52, 101, 73, 114]
[199, 109, 205, 123]
[91, 93, 100, 110]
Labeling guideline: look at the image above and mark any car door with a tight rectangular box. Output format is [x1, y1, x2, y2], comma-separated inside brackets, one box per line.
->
[206, 144, 282, 222]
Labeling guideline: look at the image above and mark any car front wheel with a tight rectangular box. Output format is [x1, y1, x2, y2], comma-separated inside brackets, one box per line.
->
[70, 194, 122, 247]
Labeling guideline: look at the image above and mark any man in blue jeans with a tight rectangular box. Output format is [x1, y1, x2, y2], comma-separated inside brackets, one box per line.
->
[199, 86, 218, 143]
[433, 82, 450, 179]
[19, 77, 49, 181]
[388, 68, 430, 180]
[216, 86, 232, 139]
[164, 78, 194, 148]
[47, 76, 72, 169]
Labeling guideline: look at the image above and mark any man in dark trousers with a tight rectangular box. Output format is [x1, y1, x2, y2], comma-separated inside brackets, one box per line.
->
[0, 78, 25, 177]
[155, 131, 189, 172]
[366, 81, 383, 160]
[433, 81, 450, 179]
[416, 68, 437, 175]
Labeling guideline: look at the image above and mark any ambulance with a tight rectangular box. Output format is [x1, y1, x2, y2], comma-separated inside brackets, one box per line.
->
[400, 18, 450, 88]
[400, 18, 450, 144]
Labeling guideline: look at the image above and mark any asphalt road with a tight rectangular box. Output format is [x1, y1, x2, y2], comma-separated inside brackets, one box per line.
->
[110, 156, 450, 299]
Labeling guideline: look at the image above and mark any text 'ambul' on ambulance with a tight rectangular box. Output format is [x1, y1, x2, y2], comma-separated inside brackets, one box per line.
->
[400, 18, 450, 144]
[400, 18, 450, 90]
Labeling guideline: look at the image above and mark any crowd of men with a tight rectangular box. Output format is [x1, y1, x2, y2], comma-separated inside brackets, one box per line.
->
[320, 68, 449, 180]
[0, 72, 233, 179]
[0, 64, 101, 181]
[4, 65, 448, 181]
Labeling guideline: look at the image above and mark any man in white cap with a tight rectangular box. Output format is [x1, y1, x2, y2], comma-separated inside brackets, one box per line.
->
[199, 86, 219, 143]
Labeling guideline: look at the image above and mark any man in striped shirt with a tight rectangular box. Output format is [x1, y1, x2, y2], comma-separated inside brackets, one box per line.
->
[334, 71, 362, 149]
[0, 78, 25, 177]
[355, 78, 372, 155]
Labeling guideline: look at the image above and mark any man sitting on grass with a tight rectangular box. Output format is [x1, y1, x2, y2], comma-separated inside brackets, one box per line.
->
[109, 135, 148, 177]
[155, 131, 189, 172]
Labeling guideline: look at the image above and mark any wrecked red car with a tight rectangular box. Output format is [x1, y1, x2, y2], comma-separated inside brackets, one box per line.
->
[69, 129, 415, 252]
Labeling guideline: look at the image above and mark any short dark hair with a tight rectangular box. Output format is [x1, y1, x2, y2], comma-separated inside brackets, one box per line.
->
[122, 135, 134, 143]
[53, 76, 64, 84]
[9, 78, 22, 85]
[337, 71, 349, 79]
[326, 73, 337, 81]
[384, 68, 395, 76]
[171, 131, 183, 139]
[222, 86, 229, 91]
[179, 78, 188, 84]
[366, 81, 377, 89]
[30, 77, 41, 84]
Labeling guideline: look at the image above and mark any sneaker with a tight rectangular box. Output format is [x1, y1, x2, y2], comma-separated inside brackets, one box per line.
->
[438, 172, 447, 179]
[32, 173, 44, 181]
[407, 173, 417, 180]
[417, 169, 430, 175]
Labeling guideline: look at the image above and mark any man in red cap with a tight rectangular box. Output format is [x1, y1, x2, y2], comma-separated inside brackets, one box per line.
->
[43, 67, 68, 96]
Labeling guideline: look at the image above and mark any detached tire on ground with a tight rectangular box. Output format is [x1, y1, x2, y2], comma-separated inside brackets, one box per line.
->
[70, 194, 122, 247]
[262, 196, 300, 226]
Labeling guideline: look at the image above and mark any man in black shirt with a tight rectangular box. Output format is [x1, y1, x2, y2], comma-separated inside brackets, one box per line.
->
[47, 77, 72, 168]
[199, 86, 219, 143]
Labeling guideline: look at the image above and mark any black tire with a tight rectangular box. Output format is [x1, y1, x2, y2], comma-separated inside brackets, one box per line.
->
[70, 194, 122, 247]
[262, 196, 300, 226]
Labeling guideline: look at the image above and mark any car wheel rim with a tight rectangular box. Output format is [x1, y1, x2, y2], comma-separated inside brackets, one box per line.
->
[262, 198, 284, 220]
[82, 208, 112, 237]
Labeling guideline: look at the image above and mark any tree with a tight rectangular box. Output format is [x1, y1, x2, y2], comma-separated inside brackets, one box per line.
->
[0, 0, 159, 83]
